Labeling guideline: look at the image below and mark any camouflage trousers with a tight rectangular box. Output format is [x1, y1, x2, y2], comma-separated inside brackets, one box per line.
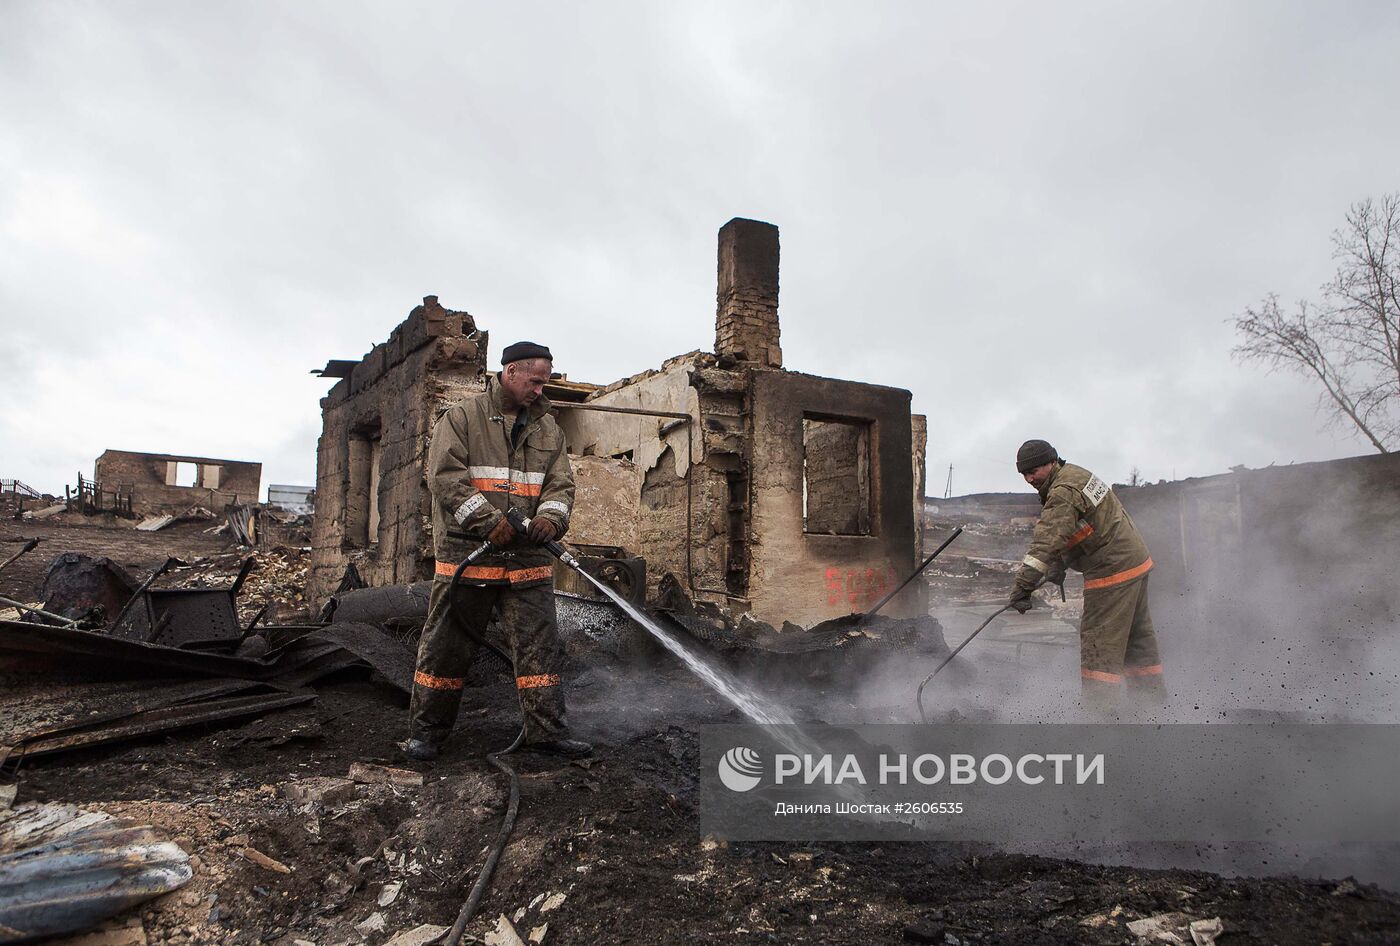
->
[1079, 574, 1167, 709]
[409, 579, 568, 747]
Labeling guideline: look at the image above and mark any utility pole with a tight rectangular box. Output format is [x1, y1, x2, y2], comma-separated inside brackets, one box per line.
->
[943, 464, 953, 499]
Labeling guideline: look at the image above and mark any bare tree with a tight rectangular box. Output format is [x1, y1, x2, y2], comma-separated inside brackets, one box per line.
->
[1233, 194, 1400, 453]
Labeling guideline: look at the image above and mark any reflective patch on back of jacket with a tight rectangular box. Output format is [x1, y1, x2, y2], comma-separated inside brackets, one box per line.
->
[1083, 474, 1110, 507]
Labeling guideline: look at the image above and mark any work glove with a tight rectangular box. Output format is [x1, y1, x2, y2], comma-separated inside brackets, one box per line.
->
[1045, 560, 1067, 601]
[527, 516, 559, 544]
[1008, 585, 1034, 614]
[487, 516, 517, 548]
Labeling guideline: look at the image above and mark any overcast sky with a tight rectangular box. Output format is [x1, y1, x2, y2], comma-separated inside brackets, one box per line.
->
[3, 1, 1397, 499]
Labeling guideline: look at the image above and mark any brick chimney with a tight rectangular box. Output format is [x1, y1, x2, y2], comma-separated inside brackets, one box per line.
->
[715, 218, 781, 368]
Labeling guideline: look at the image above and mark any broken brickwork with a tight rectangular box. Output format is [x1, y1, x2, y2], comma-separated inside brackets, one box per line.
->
[556, 218, 926, 626]
[308, 296, 489, 604]
[715, 218, 782, 368]
[93, 449, 261, 516]
[310, 221, 927, 627]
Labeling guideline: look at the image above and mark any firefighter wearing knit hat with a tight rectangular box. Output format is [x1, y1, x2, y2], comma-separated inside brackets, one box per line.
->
[402, 341, 591, 762]
[1010, 440, 1167, 712]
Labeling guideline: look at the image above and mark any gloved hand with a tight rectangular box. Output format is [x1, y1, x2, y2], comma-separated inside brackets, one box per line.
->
[487, 516, 517, 548]
[1045, 560, 1066, 600]
[527, 516, 559, 544]
[1008, 585, 1034, 614]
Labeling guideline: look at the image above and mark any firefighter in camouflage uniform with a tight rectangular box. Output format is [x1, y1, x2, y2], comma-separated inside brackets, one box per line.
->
[1009, 440, 1167, 710]
[402, 341, 591, 761]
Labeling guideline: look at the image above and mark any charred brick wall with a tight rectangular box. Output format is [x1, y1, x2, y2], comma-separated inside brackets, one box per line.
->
[560, 363, 919, 625]
[310, 220, 926, 631]
[556, 219, 922, 626]
[911, 414, 928, 561]
[94, 449, 261, 515]
[308, 296, 489, 607]
[747, 370, 918, 625]
[554, 355, 718, 598]
[715, 218, 781, 368]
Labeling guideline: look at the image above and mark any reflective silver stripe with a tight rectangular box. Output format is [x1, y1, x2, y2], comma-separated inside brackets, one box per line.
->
[537, 500, 570, 519]
[1022, 554, 1049, 573]
[454, 493, 489, 524]
[467, 466, 545, 485]
[467, 466, 511, 480]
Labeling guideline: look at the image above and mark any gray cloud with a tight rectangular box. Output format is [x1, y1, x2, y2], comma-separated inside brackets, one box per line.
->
[3, 1, 1397, 497]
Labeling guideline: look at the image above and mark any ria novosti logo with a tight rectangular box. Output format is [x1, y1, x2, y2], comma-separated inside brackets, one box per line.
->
[718, 747, 763, 792]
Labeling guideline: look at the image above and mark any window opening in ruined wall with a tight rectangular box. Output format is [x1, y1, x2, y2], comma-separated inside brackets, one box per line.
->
[802, 416, 873, 535]
[167, 461, 198, 488]
[164, 462, 222, 490]
[368, 434, 382, 542]
[345, 421, 383, 548]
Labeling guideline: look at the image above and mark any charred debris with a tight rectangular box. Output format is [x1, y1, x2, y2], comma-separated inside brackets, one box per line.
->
[3, 218, 1398, 944]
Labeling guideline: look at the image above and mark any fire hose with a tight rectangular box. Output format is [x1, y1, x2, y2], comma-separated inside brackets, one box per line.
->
[436, 508, 601, 946]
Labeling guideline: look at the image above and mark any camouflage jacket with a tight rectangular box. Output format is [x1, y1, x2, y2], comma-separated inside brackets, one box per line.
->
[427, 375, 574, 587]
[1015, 462, 1152, 594]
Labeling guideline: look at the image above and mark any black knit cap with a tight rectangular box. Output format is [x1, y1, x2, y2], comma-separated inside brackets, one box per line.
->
[1016, 439, 1058, 474]
[501, 341, 552, 365]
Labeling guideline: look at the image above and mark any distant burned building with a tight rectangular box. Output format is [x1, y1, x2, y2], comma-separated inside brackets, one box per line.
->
[309, 218, 927, 627]
[267, 484, 315, 516]
[93, 449, 261, 515]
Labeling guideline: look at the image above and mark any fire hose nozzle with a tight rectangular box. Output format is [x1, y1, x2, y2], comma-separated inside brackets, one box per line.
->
[505, 508, 581, 567]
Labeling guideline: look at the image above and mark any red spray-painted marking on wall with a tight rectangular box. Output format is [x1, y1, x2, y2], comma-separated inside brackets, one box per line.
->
[825, 565, 900, 610]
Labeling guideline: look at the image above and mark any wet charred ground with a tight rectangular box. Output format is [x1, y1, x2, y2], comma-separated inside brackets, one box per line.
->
[13, 662, 1400, 946]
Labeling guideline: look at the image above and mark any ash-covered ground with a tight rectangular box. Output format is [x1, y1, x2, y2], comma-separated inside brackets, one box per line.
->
[10, 657, 1400, 946]
[5, 512, 1400, 945]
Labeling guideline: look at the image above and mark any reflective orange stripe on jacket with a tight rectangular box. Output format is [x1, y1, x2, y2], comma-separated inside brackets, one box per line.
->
[1064, 524, 1094, 550]
[1081, 669, 1123, 683]
[505, 566, 554, 584]
[435, 561, 554, 584]
[414, 670, 465, 690]
[1083, 557, 1153, 591]
[470, 478, 542, 497]
[516, 673, 560, 689]
[1125, 663, 1164, 677]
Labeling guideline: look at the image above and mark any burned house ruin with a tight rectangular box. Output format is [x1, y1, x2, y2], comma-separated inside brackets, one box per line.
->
[92, 449, 262, 516]
[310, 218, 927, 627]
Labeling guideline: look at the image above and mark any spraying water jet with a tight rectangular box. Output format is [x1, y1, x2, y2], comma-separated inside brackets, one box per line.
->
[507, 509, 795, 726]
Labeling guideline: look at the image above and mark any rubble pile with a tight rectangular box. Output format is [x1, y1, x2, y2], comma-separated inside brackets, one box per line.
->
[155, 547, 313, 624]
[255, 507, 314, 549]
[237, 547, 312, 622]
[1, 491, 55, 520]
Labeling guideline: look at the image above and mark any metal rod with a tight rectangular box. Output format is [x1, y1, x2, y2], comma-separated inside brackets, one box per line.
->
[0, 594, 79, 627]
[109, 557, 180, 633]
[550, 402, 692, 420]
[0, 538, 39, 576]
[864, 526, 963, 619]
[229, 556, 257, 597]
[916, 578, 1048, 723]
[916, 604, 1013, 723]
